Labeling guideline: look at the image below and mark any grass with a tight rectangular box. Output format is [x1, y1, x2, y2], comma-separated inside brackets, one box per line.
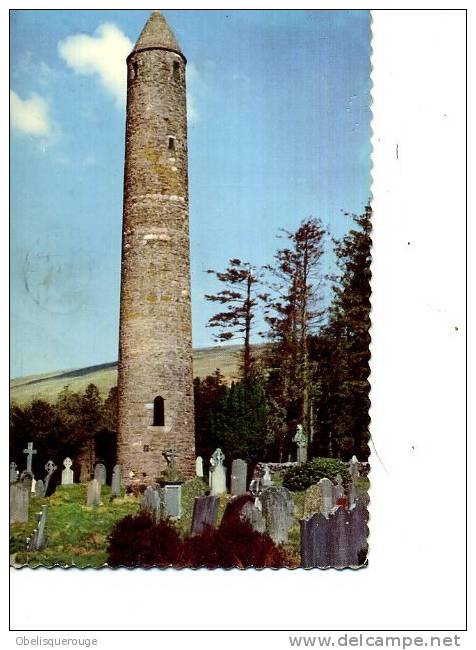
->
[9, 344, 266, 404]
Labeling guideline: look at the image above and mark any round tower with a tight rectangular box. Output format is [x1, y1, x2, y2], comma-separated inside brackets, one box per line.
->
[117, 11, 195, 484]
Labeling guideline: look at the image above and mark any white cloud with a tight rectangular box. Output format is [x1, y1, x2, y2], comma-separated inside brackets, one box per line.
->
[58, 23, 132, 108]
[10, 90, 52, 136]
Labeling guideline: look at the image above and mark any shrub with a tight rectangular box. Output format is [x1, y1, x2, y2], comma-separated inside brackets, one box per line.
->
[107, 514, 182, 568]
[282, 457, 348, 492]
[182, 516, 290, 569]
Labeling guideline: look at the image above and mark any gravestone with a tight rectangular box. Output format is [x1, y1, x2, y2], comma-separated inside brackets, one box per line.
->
[31, 478, 36, 494]
[35, 479, 45, 498]
[86, 478, 101, 507]
[111, 464, 122, 497]
[163, 484, 182, 519]
[191, 495, 219, 535]
[20, 470, 33, 493]
[44, 461, 58, 497]
[318, 478, 335, 517]
[230, 459, 247, 495]
[209, 448, 226, 495]
[293, 424, 308, 464]
[61, 457, 74, 485]
[260, 486, 295, 544]
[300, 498, 369, 568]
[333, 474, 345, 502]
[94, 463, 107, 486]
[10, 462, 18, 484]
[261, 464, 273, 488]
[10, 483, 29, 524]
[241, 500, 266, 533]
[140, 486, 159, 519]
[303, 484, 321, 517]
[28, 506, 48, 551]
[23, 442, 37, 474]
[195, 456, 204, 478]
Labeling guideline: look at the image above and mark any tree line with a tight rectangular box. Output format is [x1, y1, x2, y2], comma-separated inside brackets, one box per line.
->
[10, 205, 371, 470]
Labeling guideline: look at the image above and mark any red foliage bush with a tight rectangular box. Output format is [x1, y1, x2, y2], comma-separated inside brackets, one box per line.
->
[107, 514, 182, 568]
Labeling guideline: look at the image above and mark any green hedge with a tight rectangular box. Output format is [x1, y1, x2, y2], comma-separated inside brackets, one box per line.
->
[282, 457, 348, 492]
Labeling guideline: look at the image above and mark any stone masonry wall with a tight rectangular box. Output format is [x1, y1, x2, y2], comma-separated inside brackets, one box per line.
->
[117, 47, 195, 484]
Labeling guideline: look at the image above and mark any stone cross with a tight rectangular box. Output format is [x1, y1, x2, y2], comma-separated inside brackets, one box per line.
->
[10, 462, 18, 484]
[111, 464, 122, 497]
[195, 456, 204, 478]
[293, 425, 308, 464]
[210, 448, 227, 495]
[163, 442, 178, 469]
[43, 460, 57, 496]
[61, 457, 74, 485]
[230, 459, 247, 495]
[23, 442, 37, 474]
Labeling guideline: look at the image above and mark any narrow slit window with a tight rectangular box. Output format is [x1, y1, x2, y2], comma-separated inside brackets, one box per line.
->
[168, 137, 176, 151]
[131, 61, 138, 80]
[173, 60, 180, 81]
[153, 396, 165, 426]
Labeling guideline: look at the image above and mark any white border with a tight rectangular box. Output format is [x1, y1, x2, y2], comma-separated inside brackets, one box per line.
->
[4, 4, 468, 638]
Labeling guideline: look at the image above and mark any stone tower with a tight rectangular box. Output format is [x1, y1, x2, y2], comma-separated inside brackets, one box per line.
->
[117, 11, 195, 484]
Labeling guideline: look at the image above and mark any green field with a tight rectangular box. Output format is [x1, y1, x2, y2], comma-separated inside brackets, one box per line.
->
[10, 344, 256, 405]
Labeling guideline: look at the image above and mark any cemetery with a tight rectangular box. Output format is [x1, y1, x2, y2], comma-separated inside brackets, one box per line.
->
[10, 442, 369, 569]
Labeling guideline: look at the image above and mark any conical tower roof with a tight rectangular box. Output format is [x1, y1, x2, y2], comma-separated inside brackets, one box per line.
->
[131, 11, 184, 59]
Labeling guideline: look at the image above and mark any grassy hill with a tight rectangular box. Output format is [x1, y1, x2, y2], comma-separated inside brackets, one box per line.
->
[10, 345, 252, 405]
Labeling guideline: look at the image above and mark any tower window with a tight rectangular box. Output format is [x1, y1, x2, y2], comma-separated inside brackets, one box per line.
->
[173, 60, 180, 81]
[130, 60, 138, 80]
[168, 137, 176, 151]
[153, 396, 165, 426]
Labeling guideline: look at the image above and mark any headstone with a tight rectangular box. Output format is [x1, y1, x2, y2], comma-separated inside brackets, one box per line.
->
[303, 484, 321, 517]
[293, 424, 308, 464]
[43, 460, 58, 497]
[163, 484, 182, 519]
[209, 448, 226, 495]
[333, 474, 345, 502]
[94, 463, 107, 486]
[86, 478, 101, 507]
[20, 470, 33, 493]
[31, 478, 36, 494]
[300, 498, 369, 568]
[191, 495, 219, 535]
[23, 442, 37, 474]
[35, 479, 45, 498]
[318, 477, 335, 517]
[240, 500, 266, 533]
[10, 462, 18, 484]
[140, 486, 159, 519]
[28, 506, 48, 551]
[111, 464, 122, 497]
[230, 459, 247, 495]
[195, 456, 204, 478]
[61, 457, 74, 485]
[261, 464, 273, 488]
[10, 483, 29, 524]
[260, 486, 295, 544]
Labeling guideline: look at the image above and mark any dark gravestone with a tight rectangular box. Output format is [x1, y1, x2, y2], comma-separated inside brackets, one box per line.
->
[230, 459, 247, 496]
[221, 494, 266, 534]
[163, 485, 181, 519]
[260, 486, 295, 544]
[34, 479, 45, 498]
[10, 483, 30, 524]
[86, 479, 101, 507]
[191, 495, 219, 535]
[44, 469, 60, 497]
[300, 499, 369, 568]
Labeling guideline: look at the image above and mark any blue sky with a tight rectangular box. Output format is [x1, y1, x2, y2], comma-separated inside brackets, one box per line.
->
[10, 9, 371, 378]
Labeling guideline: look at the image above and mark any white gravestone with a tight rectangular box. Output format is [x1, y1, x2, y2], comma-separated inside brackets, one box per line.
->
[61, 458, 74, 485]
[195, 456, 204, 478]
[210, 448, 227, 495]
[318, 477, 335, 517]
